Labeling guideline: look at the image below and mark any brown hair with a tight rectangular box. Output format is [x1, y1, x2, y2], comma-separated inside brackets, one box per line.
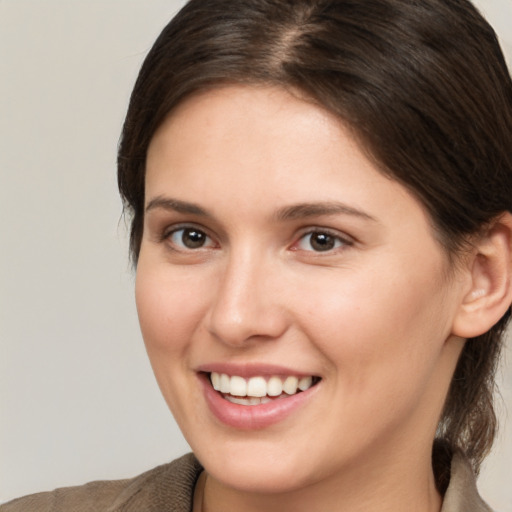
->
[118, 0, 512, 483]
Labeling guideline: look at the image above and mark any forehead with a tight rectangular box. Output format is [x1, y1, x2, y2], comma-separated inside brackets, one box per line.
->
[148, 84, 341, 159]
[147, 85, 378, 192]
[145, 84, 429, 231]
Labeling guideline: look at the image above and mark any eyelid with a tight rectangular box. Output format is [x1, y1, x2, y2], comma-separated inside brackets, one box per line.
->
[161, 223, 218, 250]
[291, 226, 355, 252]
[157, 221, 354, 254]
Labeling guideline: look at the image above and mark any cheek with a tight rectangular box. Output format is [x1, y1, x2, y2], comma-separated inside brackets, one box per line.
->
[294, 259, 454, 399]
[135, 263, 209, 361]
[134, 262, 214, 424]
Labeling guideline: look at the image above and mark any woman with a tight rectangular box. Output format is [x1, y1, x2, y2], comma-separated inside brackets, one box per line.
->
[3, 0, 511, 511]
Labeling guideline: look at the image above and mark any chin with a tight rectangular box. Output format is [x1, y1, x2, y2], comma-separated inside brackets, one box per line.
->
[204, 457, 313, 493]
[189, 433, 331, 494]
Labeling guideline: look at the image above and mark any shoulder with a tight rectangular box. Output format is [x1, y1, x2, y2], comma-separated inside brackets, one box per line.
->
[0, 453, 203, 512]
[442, 451, 493, 512]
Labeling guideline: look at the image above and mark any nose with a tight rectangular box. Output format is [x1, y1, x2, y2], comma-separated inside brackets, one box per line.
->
[206, 249, 289, 347]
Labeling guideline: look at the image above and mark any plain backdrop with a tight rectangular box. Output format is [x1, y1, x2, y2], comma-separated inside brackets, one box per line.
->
[1, 0, 511, 509]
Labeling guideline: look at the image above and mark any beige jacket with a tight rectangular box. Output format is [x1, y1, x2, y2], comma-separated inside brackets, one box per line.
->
[0, 452, 493, 512]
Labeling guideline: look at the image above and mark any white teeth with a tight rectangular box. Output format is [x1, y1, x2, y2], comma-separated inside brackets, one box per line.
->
[225, 395, 272, 406]
[209, 372, 317, 399]
[247, 376, 267, 397]
[225, 396, 249, 405]
[211, 372, 221, 391]
[298, 376, 313, 391]
[267, 376, 283, 396]
[229, 375, 247, 397]
[219, 373, 231, 393]
[283, 376, 299, 395]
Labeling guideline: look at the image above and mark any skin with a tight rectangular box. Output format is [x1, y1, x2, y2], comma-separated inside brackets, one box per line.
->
[136, 85, 471, 512]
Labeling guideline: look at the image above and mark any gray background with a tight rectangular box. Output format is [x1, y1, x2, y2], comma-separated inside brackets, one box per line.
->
[1, 1, 511, 508]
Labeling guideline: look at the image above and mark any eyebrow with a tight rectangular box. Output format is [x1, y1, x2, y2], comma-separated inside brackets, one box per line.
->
[145, 196, 212, 217]
[145, 196, 376, 223]
[274, 202, 377, 223]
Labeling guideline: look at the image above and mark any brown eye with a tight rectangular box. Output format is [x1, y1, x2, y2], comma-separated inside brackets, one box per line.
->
[310, 233, 335, 251]
[169, 227, 213, 249]
[297, 231, 348, 252]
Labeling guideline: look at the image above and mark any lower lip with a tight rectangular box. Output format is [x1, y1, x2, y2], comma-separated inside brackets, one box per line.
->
[199, 373, 319, 430]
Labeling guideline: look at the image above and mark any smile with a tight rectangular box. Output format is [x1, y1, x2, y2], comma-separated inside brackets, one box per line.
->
[199, 370, 321, 428]
[210, 372, 318, 405]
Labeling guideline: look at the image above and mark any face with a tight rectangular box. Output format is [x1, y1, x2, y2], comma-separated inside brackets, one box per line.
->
[137, 85, 466, 494]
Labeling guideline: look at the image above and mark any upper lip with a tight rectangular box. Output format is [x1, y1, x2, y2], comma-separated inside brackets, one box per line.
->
[196, 362, 319, 379]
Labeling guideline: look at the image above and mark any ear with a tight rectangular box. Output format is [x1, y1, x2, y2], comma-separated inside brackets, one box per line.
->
[452, 212, 512, 339]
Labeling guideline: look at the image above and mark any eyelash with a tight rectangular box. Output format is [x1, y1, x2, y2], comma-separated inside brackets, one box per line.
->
[293, 228, 353, 253]
[162, 225, 216, 251]
[161, 225, 353, 254]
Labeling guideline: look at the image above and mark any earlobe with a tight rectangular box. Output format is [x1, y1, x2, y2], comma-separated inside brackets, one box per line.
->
[452, 212, 512, 339]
